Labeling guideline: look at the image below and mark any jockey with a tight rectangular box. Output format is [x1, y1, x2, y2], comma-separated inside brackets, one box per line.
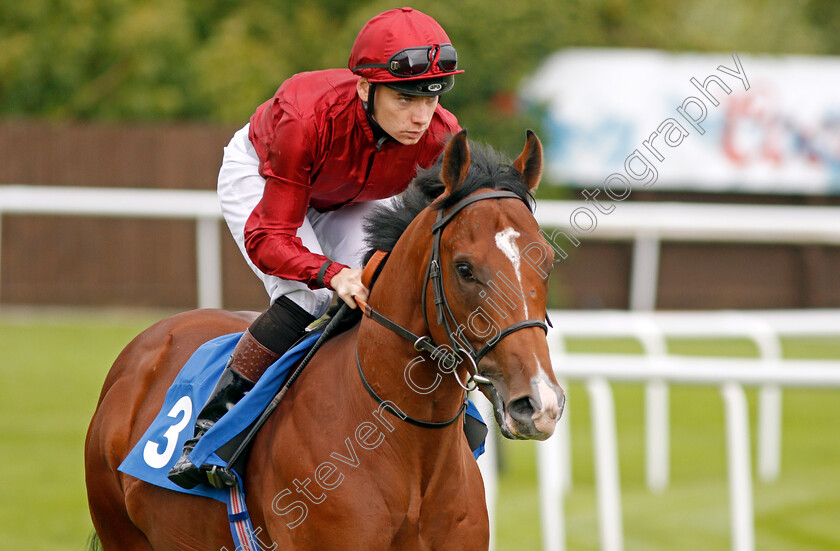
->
[169, 7, 464, 489]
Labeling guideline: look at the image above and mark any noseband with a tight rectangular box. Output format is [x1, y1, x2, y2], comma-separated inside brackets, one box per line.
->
[355, 190, 549, 428]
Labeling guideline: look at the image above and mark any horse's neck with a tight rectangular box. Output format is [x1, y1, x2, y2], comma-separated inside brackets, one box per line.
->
[355, 231, 469, 433]
[355, 314, 467, 427]
[307, 323, 466, 478]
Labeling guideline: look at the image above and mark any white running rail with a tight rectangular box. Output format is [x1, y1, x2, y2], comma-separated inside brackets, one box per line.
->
[0, 185, 223, 308]
[5, 186, 840, 310]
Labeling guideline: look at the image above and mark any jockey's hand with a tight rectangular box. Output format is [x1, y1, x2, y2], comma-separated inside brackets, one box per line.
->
[330, 267, 368, 309]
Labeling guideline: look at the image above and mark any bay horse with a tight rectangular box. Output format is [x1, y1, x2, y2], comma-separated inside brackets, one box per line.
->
[85, 130, 564, 550]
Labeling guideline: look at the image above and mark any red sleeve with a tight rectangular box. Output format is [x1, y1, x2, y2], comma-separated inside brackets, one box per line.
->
[244, 105, 349, 289]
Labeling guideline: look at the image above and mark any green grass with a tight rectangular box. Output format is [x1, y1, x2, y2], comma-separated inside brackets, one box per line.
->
[0, 309, 163, 551]
[1, 311, 839, 550]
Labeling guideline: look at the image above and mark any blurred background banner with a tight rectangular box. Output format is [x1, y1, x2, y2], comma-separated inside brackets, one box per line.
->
[522, 49, 840, 195]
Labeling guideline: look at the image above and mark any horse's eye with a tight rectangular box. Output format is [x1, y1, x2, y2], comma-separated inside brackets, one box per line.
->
[455, 263, 475, 281]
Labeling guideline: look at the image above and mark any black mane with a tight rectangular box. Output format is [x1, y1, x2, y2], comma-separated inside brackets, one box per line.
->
[362, 139, 534, 264]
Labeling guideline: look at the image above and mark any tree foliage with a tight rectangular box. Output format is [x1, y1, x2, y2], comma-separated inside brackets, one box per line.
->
[0, 0, 835, 154]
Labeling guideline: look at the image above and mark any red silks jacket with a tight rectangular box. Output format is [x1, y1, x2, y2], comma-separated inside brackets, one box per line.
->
[245, 68, 460, 289]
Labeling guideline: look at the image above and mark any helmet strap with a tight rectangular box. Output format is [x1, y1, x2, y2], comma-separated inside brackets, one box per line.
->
[365, 82, 376, 118]
[362, 83, 394, 148]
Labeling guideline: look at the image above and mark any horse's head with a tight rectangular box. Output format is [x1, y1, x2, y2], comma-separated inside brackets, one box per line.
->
[427, 130, 565, 440]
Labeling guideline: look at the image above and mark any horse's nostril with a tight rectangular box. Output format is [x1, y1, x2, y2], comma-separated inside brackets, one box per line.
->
[508, 396, 536, 422]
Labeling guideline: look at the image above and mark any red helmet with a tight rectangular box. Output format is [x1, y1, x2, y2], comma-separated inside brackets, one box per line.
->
[349, 7, 463, 96]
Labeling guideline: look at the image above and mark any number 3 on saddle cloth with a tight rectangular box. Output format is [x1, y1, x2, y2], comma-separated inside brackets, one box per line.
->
[119, 329, 487, 502]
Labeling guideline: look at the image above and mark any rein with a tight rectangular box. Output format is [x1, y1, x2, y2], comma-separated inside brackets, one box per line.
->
[355, 189, 549, 428]
[355, 347, 467, 428]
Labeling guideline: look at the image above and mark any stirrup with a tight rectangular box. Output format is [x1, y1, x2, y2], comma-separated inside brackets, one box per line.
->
[205, 465, 237, 488]
[169, 453, 238, 489]
[168, 424, 238, 490]
[168, 445, 206, 489]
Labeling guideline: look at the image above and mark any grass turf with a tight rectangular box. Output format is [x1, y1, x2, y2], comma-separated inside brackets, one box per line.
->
[1, 311, 838, 550]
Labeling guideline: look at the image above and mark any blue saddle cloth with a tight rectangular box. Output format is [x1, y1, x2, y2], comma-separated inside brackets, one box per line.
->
[119, 330, 486, 502]
[119, 330, 323, 500]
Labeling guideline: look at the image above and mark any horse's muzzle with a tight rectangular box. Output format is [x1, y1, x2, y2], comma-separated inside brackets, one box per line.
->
[486, 376, 565, 440]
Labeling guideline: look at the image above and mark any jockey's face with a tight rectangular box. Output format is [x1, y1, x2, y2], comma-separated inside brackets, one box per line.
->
[357, 78, 439, 146]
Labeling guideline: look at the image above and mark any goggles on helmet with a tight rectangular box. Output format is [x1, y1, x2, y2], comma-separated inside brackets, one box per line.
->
[352, 44, 458, 78]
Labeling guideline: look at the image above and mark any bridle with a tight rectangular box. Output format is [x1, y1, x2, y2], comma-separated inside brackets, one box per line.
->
[355, 189, 549, 428]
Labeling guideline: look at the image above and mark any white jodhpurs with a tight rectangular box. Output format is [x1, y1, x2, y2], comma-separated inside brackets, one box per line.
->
[218, 123, 392, 318]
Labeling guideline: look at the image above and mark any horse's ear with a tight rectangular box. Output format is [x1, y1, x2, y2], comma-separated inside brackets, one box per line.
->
[441, 130, 470, 194]
[513, 129, 543, 191]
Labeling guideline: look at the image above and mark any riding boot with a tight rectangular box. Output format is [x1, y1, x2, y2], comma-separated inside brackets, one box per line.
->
[167, 296, 316, 489]
[167, 330, 278, 489]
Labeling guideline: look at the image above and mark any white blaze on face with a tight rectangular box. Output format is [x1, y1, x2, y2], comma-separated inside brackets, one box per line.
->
[535, 375, 560, 418]
[534, 354, 551, 379]
[533, 371, 562, 435]
[495, 227, 528, 317]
